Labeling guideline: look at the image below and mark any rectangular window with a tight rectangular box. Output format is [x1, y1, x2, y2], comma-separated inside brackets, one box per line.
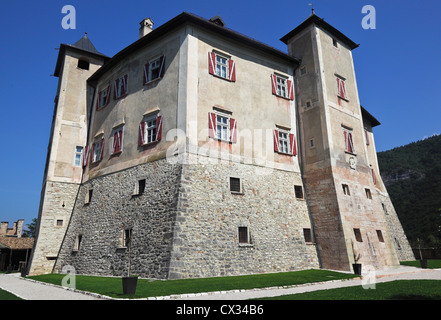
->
[365, 188, 372, 199]
[230, 177, 241, 193]
[238, 227, 249, 244]
[122, 228, 132, 248]
[114, 74, 128, 99]
[294, 185, 304, 199]
[144, 55, 165, 84]
[337, 76, 347, 99]
[354, 228, 363, 242]
[208, 112, 237, 143]
[92, 137, 105, 163]
[303, 228, 313, 243]
[278, 130, 289, 154]
[97, 85, 111, 110]
[342, 184, 350, 195]
[111, 127, 123, 155]
[73, 235, 82, 251]
[343, 128, 355, 154]
[85, 188, 93, 204]
[139, 114, 163, 146]
[56, 219, 63, 227]
[271, 74, 294, 100]
[74, 146, 83, 166]
[376, 230, 385, 243]
[133, 179, 146, 196]
[208, 52, 236, 81]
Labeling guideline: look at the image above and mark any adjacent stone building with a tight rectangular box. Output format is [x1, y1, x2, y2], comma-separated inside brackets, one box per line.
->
[28, 11, 414, 278]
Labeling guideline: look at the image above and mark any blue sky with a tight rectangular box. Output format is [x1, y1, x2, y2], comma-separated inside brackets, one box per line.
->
[0, 0, 440, 227]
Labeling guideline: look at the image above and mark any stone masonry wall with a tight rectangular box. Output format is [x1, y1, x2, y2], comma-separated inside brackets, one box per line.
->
[168, 154, 320, 279]
[55, 159, 182, 279]
[378, 192, 415, 261]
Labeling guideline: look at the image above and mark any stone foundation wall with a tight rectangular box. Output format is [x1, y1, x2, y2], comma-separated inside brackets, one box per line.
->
[168, 154, 320, 279]
[55, 159, 182, 279]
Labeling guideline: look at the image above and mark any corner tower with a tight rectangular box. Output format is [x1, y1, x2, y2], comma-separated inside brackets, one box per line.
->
[281, 13, 414, 272]
[28, 34, 108, 275]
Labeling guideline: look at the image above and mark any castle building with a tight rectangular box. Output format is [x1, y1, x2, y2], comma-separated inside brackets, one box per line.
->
[28, 12, 414, 278]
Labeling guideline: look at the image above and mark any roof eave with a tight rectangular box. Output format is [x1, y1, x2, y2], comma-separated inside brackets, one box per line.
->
[88, 12, 300, 85]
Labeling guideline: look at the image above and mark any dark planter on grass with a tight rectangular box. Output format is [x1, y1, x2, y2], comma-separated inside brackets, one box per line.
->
[420, 259, 428, 269]
[353, 263, 362, 275]
[122, 276, 138, 295]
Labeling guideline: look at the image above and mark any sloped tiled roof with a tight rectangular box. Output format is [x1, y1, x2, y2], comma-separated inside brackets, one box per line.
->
[0, 237, 34, 250]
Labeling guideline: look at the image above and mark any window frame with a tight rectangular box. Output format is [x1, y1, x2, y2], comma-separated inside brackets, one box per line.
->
[144, 55, 166, 84]
[273, 128, 297, 156]
[111, 126, 124, 155]
[336, 76, 348, 100]
[208, 111, 237, 144]
[343, 127, 355, 154]
[139, 113, 163, 146]
[238, 226, 250, 245]
[294, 185, 304, 199]
[74, 146, 83, 167]
[229, 177, 242, 194]
[114, 74, 128, 100]
[91, 137, 105, 164]
[208, 52, 236, 82]
[97, 85, 111, 110]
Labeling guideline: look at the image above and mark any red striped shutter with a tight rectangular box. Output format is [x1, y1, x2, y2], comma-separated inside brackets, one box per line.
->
[105, 86, 111, 106]
[230, 118, 237, 143]
[273, 130, 280, 152]
[208, 52, 216, 75]
[271, 74, 277, 95]
[348, 132, 354, 153]
[289, 133, 297, 156]
[159, 55, 166, 78]
[208, 112, 217, 138]
[337, 78, 346, 99]
[229, 59, 236, 82]
[113, 130, 122, 154]
[287, 80, 294, 100]
[155, 115, 163, 141]
[139, 121, 145, 146]
[82, 146, 89, 167]
[91, 143, 96, 163]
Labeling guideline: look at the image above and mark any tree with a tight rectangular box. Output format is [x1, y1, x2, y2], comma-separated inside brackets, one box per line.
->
[22, 218, 37, 238]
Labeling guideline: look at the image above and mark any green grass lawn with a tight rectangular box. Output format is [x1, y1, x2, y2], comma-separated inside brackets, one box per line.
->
[0, 288, 22, 300]
[400, 259, 441, 269]
[257, 280, 441, 300]
[27, 269, 357, 299]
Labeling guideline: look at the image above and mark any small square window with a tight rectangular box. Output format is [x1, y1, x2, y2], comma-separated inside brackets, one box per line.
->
[294, 185, 304, 199]
[230, 177, 241, 193]
[354, 228, 363, 242]
[303, 228, 313, 243]
[342, 184, 350, 195]
[376, 230, 385, 243]
[78, 59, 89, 70]
[365, 188, 372, 199]
[309, 139, 315, 148]
[238, 227, 249, 244]
[56, 219, 63, 227]
[133, 179, 146, 196]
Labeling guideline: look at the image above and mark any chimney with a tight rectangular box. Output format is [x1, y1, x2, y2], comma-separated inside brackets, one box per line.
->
[139, 18, 154, 39]
[16, 219, 24, 238]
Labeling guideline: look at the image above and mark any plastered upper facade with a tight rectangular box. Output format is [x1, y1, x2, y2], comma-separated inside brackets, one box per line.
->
[28, 12, 413, 278]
